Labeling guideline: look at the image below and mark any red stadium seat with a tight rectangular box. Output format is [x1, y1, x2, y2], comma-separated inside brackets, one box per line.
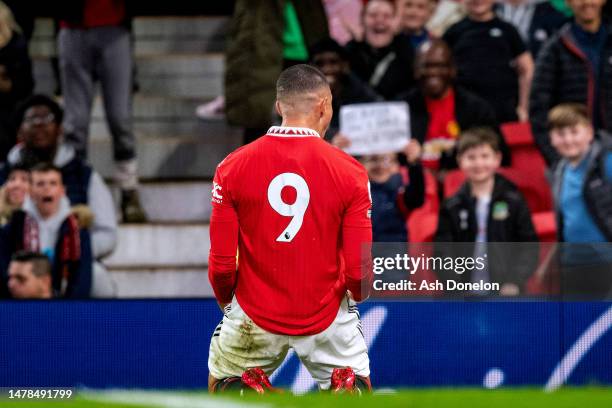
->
[500, 121, 534, 146]
[500, 121, 547, 178]
[443, 169, 465, 198]
[531, 211, 557, 242]
[498, 168, 553, 213]
[408, 169, 439, 242]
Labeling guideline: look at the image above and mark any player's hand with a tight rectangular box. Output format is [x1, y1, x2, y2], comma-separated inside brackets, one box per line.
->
[331, 132, 351, 149]
[516, 106, 529, 122]
[499, 283, 520, 296]
[404, 139, 422, 165]
[346, 290, 354, 301]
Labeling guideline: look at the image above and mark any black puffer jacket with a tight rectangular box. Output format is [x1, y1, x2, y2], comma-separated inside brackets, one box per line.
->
[529, 22, 612, 166]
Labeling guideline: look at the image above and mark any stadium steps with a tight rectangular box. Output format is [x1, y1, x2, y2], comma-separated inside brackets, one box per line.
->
[28, 16, 235, 297]
[30, 17, 236, 180]
[131, 181, 212, 223]
[103, 182, 214, 298]
[29, 16, 228, 57]
[104, 223, 213, 298]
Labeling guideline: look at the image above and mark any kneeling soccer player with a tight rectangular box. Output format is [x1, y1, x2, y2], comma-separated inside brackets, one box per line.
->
[207, 64, 373, 394]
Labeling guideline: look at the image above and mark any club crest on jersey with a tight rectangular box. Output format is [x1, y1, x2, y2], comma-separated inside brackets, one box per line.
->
[212, 182, 223, 203]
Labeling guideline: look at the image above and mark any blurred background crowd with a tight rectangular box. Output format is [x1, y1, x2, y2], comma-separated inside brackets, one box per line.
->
[0, 0, 610, 300]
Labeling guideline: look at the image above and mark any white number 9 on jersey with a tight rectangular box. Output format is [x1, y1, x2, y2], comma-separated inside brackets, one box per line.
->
[267, 173, 310, 242]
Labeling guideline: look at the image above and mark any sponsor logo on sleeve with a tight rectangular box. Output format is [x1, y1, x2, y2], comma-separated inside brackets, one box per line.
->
[212, 182, 223, 204]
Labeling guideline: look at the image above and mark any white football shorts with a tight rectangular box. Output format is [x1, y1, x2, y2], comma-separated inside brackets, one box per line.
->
[208, 295, 370, 389]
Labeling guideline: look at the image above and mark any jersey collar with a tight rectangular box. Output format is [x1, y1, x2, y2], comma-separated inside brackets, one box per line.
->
[267, 126, 321, 138]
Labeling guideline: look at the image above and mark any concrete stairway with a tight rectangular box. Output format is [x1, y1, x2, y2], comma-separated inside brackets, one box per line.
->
[29, 17, 238, 297]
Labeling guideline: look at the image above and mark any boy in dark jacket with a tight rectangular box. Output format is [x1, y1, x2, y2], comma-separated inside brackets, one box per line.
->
[435, 127, 538, 296]
[548, 103, 612, 298]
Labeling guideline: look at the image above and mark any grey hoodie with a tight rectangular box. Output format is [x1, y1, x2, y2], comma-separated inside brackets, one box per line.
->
[23, 196, 72, 259]
[7, 143, 117, 259]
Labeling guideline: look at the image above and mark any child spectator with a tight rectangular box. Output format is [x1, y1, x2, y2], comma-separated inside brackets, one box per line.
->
[0, 164, 28, 224]
[7, 251, 53, 299]
[309, 37, 381, 142]
[548, 103, 612, 298]
[529, 0, 611, 167]
[443, 0, 534, 123]
[346, 0, 416, 99]
[435, 127, 537, 295]
[549, 104, 612, 243]
[495, 0, 567, 58]
[1, 163, 92, 298]
[399, 39, 510, 173]
[400, 0, 438, 49]
[362, 139, 425, 242]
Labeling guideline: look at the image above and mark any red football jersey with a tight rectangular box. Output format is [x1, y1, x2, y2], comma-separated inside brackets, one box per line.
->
[209, 126, 373, 336]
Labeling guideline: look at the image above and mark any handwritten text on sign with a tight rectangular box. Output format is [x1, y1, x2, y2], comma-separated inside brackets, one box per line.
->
[340, 102, 411, 155]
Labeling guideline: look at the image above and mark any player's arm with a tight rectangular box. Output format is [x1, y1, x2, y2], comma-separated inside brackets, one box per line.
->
[342, 169, 373, 302]
[208, 165, 239, 309]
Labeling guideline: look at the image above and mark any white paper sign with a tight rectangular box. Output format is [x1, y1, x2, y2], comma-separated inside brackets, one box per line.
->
[339, 102, 410, 155]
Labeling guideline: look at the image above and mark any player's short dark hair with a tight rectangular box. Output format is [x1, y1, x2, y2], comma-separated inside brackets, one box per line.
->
[276, 64, 329, 102]
[11, 251, 52, 277]
[30, 162, 63, 182]
[15, 94, 63, 127]
[457, 127, 500, 155]
[309, 37, 349, 62]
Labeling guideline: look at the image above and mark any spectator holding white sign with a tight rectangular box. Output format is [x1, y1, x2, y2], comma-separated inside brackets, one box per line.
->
[339, 101, 412, 156]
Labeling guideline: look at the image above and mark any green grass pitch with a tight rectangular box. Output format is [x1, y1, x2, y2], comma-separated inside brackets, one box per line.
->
[0, 387, 610, 408]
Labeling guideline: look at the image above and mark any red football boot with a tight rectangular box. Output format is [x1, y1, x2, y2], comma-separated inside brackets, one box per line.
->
[331, 367, 357, 394]
[241, 367, 280, 394]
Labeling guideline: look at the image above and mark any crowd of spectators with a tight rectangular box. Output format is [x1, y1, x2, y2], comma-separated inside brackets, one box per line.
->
[0, 1, 127, 299]
[0, 0, 610, 298]
[222, 0, 612, 297]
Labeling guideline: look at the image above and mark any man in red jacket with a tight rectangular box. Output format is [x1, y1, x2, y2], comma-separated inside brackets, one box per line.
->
[208, 64, 373, 394]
